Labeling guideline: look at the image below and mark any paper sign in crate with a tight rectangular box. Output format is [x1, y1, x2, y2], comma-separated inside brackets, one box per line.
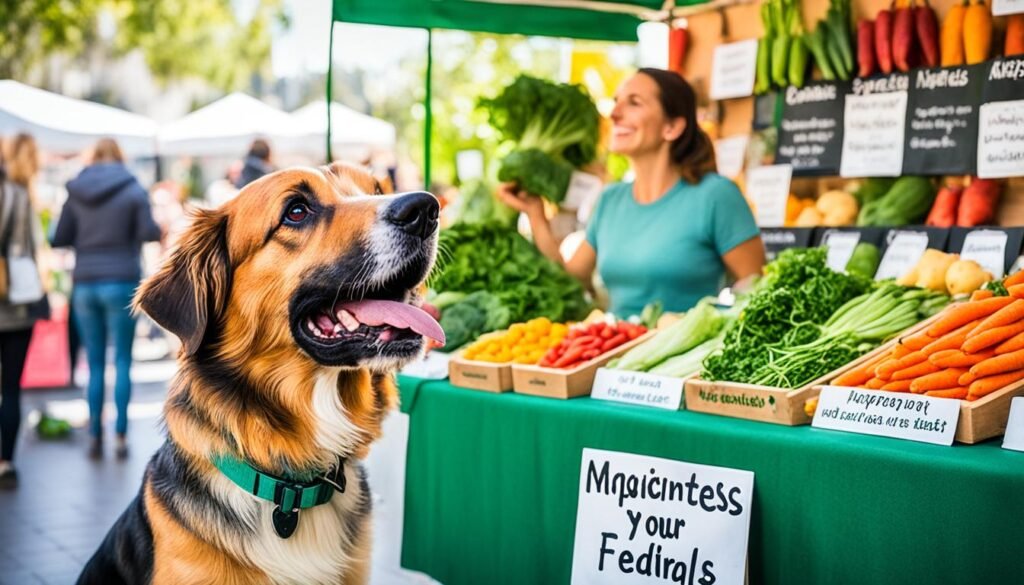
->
[813, 338, 1024, 444]
[684, 316, 939, 425]
[511, 332, 654, 399]
[448, 355, 513, 392]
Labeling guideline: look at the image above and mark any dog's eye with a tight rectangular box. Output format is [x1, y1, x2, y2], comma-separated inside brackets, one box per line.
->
[284, 203, 310, 224]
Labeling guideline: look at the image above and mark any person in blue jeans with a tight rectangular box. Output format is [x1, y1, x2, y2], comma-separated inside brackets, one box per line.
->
[52, 138, 161, 459]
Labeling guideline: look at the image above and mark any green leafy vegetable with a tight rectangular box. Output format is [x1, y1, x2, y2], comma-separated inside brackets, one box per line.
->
[479, 75, 600, 203]
[438, 291, 512, 350]
[450, 180, 519, 228]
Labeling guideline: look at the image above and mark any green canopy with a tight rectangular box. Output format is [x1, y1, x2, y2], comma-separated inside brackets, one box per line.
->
[327, 0, 698, 184]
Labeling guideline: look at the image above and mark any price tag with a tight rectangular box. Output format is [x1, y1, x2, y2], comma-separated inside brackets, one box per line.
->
[841, 90, 909, 177]
[822, 231, 861, 272]
[714, 135, 749, 179]
[1002, 397, 1024, 452]
[993, 0, 1024, 16]
[776, 81, 848, 174]
[563, 171, 604, 211]
[813, 386, 961, 446]
[400, 351, 451, 379]
[455, 150, 484, 181]
[745, 164, 792, 227]
[960, 229, 1009, 278]
[875, 231, 930, 280]
[903, 65, 984, 175]
[977, 99, 1024, 178]
[709, 39, 759, 100]
[591, 368, 685, 411]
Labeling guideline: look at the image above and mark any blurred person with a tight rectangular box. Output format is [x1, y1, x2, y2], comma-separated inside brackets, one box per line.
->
[0, 134, 46, 489]
[234, 138, 274, 188]
[51, 138, 161, 460]
[205, 161, 242, 207]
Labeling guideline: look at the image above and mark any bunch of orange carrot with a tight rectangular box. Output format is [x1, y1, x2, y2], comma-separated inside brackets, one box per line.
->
[833, 270, 1024, 401]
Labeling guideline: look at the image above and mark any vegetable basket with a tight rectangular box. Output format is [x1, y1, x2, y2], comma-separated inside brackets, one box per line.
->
[449, 351, 515, 393]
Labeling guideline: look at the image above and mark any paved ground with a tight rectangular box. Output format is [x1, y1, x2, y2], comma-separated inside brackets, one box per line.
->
[0, 360, 435, 585]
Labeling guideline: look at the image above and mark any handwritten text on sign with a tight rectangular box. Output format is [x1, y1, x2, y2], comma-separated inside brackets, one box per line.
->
[875, 231, 930, 280]
[960, 229, 1009, 278]
[822, 230, 861, 272]
[977, 99, 1024, 179]
[591, 368, 685, 411]
[813, 386, 960, 445]
[714, 135, 749, 179]
[745, 164, 792, 227]
[841, 91, 909, 177]
[571, 449, 754, 585]
[709, 40, 759, 101]
[993, 0, 1024, 16]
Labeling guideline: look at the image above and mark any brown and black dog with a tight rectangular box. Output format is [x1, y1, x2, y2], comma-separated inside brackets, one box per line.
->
[77, 163, 443, 585]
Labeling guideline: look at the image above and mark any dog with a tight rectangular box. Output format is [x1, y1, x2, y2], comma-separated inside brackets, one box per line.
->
[77, 162, 444, 585]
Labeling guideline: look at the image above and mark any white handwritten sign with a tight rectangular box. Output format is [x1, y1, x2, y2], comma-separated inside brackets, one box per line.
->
[745, 164, 792, 227]
[822, 231, 862, 272]
[993, 0, 1024, 16]
[840, 91, 909, 177]
[710, 40, 759, 100]
[813, 386, 960, 445]
[1002, 397, 1024, 451]
[977, 99, 1024, 178]
[591, 368, 685, 411]
[571, 449, 754, 585]
[960, 229, 1009, 278]
[875, 231, 930, 280]
[564, 171, 604, 211]
[400, 351, 451, 379]
[714, 136, 749, 179]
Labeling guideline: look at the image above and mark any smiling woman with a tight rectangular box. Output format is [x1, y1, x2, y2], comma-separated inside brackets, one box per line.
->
[498, 68, 765, 317]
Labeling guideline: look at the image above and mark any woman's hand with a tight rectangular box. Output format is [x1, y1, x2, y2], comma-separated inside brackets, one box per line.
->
[496, 182, 545, 218]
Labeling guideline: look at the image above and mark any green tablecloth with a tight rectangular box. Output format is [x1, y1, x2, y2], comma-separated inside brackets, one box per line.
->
[397, 378, 1024, 585]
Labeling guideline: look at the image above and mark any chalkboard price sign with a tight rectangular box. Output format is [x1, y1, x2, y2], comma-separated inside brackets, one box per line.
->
[977, 57, 1024, 179]
[903, 64, 986, 175]
[775, 81, 849, 175]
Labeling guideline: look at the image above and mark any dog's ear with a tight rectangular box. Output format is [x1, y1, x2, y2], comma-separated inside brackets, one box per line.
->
[135, 208, 231, 357]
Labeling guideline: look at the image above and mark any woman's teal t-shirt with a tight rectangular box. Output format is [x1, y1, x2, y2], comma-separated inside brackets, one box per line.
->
[585, 173, 759, 317]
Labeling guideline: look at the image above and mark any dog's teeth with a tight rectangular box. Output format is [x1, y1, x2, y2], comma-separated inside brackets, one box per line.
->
[333, 323, 343, 334]
[307, 319, 318, 333]
[379, 328, 394, 342]
[337, 310, 360, 332]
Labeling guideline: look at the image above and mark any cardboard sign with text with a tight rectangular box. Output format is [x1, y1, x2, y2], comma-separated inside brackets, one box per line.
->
[745, 164, 792, 227]
[591, 368, 685, 411]
[813, 386, 960, 445]
[1002, 397, 1024, 452]
[841, 74, 910, 177]
[571, 449, 754, 585]
[709, 40, 758, 101]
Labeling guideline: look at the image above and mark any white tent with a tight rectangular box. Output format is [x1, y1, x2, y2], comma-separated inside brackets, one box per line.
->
[290, 100, 396, 157]
[0, 80, 158, 157]
[158, 92, 299, 157]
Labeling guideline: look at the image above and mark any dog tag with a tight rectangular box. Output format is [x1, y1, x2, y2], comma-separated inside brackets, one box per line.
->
[272, 507, 299, 539]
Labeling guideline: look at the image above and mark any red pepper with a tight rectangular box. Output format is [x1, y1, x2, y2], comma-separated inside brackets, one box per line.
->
[893, 2, 917, 72]
[601, 334, 629, 352]
[957, 179, 1003, 227]
[875, 8, 895, 74]
[553, 346, 586, 368]
[582, 349, 601, 360]
[914, 0, 940, 68]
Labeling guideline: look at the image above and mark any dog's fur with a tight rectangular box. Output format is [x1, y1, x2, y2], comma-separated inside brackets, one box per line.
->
[77, 163, 439, 585]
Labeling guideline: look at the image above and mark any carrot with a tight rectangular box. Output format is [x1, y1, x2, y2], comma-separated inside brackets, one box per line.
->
[1004, 271, 1024, 288]
[901, 331, 936, 351]
[877, 352, 925, 378]
[995, 330, 1024, 355]
[968, 348, 1024, 379]
[865, 377, 886, 389]
[962, 321, 1024, 354]
[921, 320, 981, 354]
[925, 387, 968, 399]
[926, 297, 1015, 337]
[891, 361, 941, 381]
[891, 344, 913, 359]
[881, 379, 913, 392]
[970, 289, 994, 301]
[929, 349, 993, 368]
[968, 368, 1024, 399]
[1010, 284, 1024, 299]
[833, 354, 888, 387]
[910, 368, 967, 393]
[967, 299, 1024, 336]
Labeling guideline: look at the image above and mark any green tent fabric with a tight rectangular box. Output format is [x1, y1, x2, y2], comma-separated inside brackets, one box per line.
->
[332, 0, 672, 42]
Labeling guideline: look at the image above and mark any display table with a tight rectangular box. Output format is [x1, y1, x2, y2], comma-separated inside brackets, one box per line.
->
[395, 375, 1024, 585]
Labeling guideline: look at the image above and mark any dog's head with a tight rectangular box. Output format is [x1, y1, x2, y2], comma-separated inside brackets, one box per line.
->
[137, 162, 443, 372]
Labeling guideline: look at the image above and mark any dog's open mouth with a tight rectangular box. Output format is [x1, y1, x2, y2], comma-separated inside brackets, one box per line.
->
[304, 299, 444, 346]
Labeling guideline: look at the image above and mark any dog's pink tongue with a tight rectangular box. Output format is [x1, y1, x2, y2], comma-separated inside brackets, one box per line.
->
[340, 300, 445, 344]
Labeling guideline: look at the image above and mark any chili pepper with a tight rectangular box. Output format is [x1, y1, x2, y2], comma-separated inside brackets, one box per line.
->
[893, 0, 916, 72]
[914, 0, 940, 67]
[857, 20, 876, 77]
[875, 6, 895, 74]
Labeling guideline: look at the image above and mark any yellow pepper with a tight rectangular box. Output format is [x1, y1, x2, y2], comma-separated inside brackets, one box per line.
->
[462, 317, 569, 364]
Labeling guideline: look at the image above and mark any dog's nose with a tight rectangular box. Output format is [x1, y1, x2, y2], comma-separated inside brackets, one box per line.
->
[385, 192, 439, 239]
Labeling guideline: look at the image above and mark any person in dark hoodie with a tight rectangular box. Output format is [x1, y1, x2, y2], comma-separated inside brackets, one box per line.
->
[234, 138, 274, 188]
[52, 138, 161, 460]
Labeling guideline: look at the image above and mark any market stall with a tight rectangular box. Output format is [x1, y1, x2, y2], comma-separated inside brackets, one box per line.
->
[157, 92, 298, 157]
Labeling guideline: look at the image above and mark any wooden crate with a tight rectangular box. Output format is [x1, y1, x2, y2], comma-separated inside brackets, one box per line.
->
[511, 332, 654, 399]
[448, 356, 513, 392]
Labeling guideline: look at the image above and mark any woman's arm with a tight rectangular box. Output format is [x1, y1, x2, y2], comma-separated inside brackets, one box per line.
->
[496, 183, 596, 284]
[722, 235, 766, 288]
